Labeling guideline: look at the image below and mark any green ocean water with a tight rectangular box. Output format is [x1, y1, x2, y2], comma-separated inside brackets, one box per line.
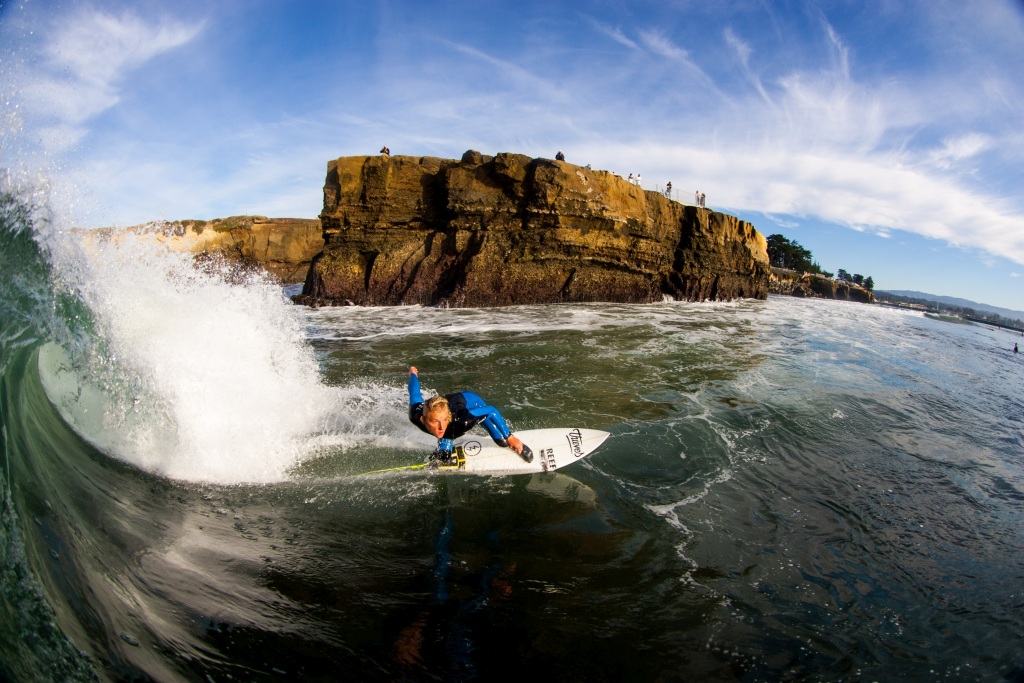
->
[2, 196, 1024, 681]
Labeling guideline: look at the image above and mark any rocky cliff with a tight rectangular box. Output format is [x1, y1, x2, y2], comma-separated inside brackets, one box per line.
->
[297, 151, 769, 307]
[99, 216, 324, 283]
[769, 269, 875, 303]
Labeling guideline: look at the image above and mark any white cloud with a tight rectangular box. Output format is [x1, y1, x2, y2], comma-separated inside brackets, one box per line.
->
[15, 6, 204, 153]
[925, 133, 994, 170]
[588, 18, 639, 50]
[442, 40, 565, 104]
[638, 29, 690, 62]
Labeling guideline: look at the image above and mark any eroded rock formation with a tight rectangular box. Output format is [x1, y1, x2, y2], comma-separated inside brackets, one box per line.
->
[769, 269, 875, 303]
[99, 216, 324, 282]
[298, 151, 769, 307]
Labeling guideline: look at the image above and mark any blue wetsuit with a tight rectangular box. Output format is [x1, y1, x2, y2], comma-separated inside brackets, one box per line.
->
[408, 372, 512, 456]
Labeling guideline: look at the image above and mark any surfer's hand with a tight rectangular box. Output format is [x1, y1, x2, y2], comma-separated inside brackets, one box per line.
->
[410, 366, 418, 375]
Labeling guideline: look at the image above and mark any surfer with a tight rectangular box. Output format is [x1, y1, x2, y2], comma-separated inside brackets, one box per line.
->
[408, 367, 533, 464]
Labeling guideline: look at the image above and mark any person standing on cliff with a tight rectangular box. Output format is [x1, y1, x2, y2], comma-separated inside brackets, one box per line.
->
[408, 367, 533, 464]
[555, 150, 565, 161]
[380, 146, 390, 155]
[665, 181, 672, 197]
[700, 192, 706, 208]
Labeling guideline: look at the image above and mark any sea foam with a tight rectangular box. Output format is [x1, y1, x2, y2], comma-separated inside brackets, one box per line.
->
[39, 229, 340, 484]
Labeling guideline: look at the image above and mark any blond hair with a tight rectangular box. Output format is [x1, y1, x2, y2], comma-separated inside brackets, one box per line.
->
[423, 396, 451, 420]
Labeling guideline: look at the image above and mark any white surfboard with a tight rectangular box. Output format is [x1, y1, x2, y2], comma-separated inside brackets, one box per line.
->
[361, 428, 610, 476]
[450, 427, 610, 474]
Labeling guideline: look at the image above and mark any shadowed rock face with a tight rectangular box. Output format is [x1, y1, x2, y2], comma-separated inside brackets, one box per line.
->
[299, 150, 769, 307]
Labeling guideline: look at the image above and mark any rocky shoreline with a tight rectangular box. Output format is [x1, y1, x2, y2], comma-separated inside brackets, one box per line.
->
[106, 151, 878, 309]
[768, 268, 875, 303]
[92, 216, 323, 283]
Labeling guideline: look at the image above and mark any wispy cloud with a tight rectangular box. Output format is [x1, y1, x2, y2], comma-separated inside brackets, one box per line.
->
[724, 26, 774, 108]
[925, 133, 994, 170]
[14, 6, 203, 152]
[587, 18, 638, 50]
[638, 29, 689, 62]
[441, 40, 566, 104]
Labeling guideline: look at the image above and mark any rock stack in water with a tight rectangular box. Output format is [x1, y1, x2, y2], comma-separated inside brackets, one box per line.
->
[296, 151, 769, 307]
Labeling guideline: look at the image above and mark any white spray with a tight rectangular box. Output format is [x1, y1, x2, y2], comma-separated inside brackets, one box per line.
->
[40, 229, 348, 483]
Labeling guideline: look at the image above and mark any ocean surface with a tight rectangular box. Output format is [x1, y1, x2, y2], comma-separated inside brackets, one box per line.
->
[2, 190, 1024, 682]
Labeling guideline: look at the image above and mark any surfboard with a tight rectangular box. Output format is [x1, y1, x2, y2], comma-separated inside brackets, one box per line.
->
[360, 428, 610, 476]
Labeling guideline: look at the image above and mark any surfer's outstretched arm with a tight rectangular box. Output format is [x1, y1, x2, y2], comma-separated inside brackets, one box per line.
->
[408, 367, 455, 456]
[408, 366, 424, 407]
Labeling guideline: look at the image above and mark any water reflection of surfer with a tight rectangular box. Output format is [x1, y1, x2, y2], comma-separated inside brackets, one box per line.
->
[408, 367, 532, 462]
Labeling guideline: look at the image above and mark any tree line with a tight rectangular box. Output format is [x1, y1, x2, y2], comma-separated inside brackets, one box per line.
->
[766, 234, 874, 291]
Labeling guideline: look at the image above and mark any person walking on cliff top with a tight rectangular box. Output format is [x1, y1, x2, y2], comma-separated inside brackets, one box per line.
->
[665, 181, 672, 198]
[408, 366, 532, 465]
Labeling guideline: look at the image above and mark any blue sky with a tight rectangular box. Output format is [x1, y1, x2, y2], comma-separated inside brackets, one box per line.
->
[2, 0, 1024, 312]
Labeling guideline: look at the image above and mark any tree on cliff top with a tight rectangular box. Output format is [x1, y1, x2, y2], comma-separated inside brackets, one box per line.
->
[836, 269, 875, 291]
[767, 234, 824, 274]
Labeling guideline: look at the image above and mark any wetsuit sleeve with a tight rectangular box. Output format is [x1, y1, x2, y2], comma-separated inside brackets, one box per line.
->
[408, 372, 426, 428]
[409, 373, 447, 454]
[408, 372, 424, 406]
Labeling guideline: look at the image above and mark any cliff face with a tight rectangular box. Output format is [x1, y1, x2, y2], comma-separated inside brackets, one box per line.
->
[102, 216, 324, 283]
[769, 270, 876, 303]
[300, 151, 769, 307]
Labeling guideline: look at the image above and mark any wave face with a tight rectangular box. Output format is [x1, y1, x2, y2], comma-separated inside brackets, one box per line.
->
[4, 186, 1024, 681]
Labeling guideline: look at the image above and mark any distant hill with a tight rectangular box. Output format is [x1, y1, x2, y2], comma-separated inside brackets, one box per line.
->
[880, 290, 1024, 321]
